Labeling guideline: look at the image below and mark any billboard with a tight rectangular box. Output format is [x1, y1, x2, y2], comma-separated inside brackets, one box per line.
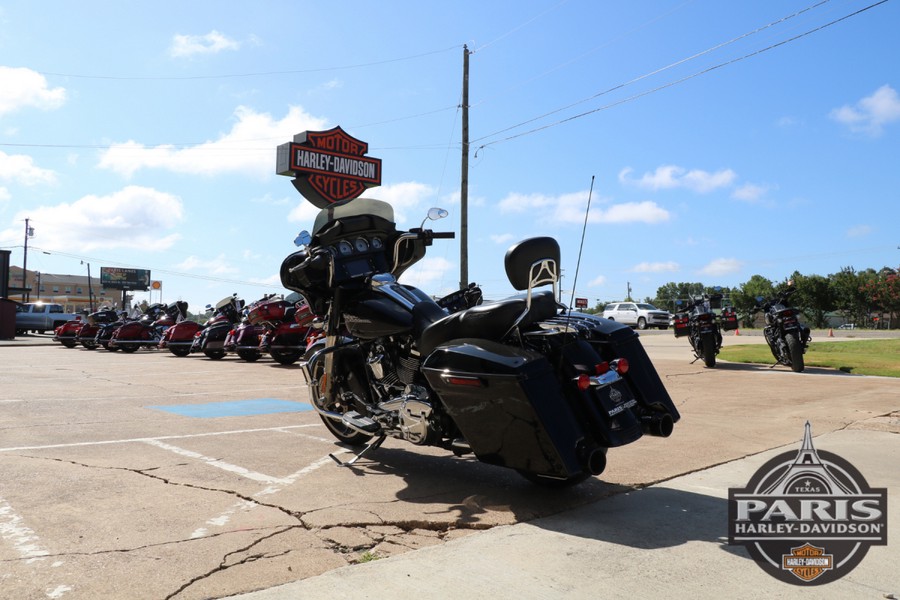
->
[100, 267, 151, 291]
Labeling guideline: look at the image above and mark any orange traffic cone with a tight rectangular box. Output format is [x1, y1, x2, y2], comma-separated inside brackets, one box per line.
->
[734, 328, 740, 336]
[828, 328, 834, 337]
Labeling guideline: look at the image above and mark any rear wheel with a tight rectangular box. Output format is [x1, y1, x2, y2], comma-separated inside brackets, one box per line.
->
[270, 348, 302, 365]
[119, 344, 140, 353]
[237, 349, 261, 362]
[204, 349, 226, 360]
[169, 347, 191, 357]
[60, 340, 77, 348]
[701, 331, 717, 368]
[786, 333, 805, 372]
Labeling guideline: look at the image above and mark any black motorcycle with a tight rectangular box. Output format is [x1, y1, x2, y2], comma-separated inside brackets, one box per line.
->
[280, 198, 680, 487]
[752, 287, 811, 372]
[672, 289, 725, 368]
[189, 295, 244, 360]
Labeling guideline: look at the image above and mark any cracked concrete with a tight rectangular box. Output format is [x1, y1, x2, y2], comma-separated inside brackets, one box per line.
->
[1, 332, 897, 599]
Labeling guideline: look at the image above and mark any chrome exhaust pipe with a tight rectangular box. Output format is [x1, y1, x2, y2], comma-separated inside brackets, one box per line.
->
[641, 413, 674, 437]
[583, 447, 607, 475]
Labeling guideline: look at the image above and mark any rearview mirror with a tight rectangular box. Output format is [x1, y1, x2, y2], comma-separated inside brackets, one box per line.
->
[294, 231, 311, 247]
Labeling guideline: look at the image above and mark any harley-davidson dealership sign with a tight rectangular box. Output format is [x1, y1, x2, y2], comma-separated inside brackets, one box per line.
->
[276, 126, 382, 208]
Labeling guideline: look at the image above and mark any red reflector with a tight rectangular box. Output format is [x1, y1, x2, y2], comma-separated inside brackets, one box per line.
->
[446, 376, 483, 388]
[577, 374, 591, 391]
[594, 362, 610, 375]
[613, 358, 629, 374]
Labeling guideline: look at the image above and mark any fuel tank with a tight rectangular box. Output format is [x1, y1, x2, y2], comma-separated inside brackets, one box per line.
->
[343, 281, 438, 339]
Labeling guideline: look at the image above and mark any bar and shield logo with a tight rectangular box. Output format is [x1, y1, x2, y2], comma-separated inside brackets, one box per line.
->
[728, 423, 887, 584]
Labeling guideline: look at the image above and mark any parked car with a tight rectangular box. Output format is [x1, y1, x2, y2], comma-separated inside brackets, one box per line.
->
[602, 302, 671, 330]
[837, 323, 856, 330]
[15, 302, 81, 335]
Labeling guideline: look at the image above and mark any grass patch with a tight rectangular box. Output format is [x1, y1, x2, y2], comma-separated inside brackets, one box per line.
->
[357, 551, 382, 563]
[718, 338, 900, 377]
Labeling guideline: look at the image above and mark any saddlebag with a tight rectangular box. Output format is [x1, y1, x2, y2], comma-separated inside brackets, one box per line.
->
[672, 313, 690, 338]
[422, 339, 591, 479]
[545, 313, 681, 425]
[720, 307, 739, 331]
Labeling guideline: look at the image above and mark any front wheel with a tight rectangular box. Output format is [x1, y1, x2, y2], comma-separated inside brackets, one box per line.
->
[60, 340, 77, 348]
[169, 347, 191, 357]
[637, 317, 647, 330]
[204, 349, 226, 360]
[305, 347, 374, 447]
[786, 332, 805, 372]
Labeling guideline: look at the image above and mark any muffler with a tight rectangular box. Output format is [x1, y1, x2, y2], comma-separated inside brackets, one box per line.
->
[641, 413, 674, 438]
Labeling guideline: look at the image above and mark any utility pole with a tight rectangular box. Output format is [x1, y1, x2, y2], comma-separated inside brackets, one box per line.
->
[459, 44, 470, 290]
[22, 218, 33, 301]
[626, 281, 632, 301]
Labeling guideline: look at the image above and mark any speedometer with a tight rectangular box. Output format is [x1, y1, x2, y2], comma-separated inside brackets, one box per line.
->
[370, 237, 383, 250]
[354, 238, 369, 252]
[337, 240, 353, 255]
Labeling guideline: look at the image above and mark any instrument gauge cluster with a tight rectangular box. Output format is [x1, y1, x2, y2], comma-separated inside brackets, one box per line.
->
[354, 237, 369, 253]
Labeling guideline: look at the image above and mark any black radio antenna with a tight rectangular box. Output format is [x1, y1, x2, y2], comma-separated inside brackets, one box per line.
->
[568, 175, 595, 313]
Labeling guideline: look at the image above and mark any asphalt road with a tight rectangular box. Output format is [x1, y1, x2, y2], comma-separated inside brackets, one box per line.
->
[0, 330, 897, 599]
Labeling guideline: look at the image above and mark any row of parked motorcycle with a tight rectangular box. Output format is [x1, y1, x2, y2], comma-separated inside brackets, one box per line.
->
[52, 293, 321, 365]
[671, 286, 811, 371]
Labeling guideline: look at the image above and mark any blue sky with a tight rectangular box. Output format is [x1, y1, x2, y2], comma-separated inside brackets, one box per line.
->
[1, 0, 898, 312]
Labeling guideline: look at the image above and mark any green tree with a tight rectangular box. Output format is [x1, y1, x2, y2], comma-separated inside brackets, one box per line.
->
[731, 275, 774, 326]
[787, 272, 835, 329]
[653, 282, 706, 313]
[862, 267, 900, 328]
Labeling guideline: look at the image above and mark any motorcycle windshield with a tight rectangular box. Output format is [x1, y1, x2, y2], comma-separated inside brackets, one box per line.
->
[312, 198, 395, 235]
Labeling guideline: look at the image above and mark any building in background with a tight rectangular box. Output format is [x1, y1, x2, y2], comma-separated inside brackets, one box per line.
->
[7, 266, 117, 313]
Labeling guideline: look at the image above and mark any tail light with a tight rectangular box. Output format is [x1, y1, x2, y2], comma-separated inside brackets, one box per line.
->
[576, 358, 628, 390]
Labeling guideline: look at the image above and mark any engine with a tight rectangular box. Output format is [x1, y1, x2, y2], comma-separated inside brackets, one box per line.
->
[365, 339, 436, 445]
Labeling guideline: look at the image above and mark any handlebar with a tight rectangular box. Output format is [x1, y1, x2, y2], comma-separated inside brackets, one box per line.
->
[431, 232, 455, 239]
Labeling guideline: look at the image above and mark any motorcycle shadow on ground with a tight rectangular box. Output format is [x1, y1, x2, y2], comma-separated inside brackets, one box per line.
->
[713, 360, 858, 377]
[323, 442, 745, 559]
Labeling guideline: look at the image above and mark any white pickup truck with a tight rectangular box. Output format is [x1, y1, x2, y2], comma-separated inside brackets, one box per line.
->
[14, 302, 80, 335]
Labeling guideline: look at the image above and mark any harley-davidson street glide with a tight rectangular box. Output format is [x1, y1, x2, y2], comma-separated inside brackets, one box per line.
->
[281, 198, 680, 486]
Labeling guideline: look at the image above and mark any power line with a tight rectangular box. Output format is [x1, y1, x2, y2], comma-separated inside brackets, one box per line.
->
[36, 45, 461, 81]
[474, 0, 888, 150]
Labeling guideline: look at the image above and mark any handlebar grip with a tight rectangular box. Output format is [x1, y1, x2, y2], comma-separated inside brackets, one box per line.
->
[432, 232, 455, 239]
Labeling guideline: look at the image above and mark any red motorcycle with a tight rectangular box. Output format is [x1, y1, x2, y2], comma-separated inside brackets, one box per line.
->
[250, 295, 319, 365]
[53, 315, 85, 348]
[224, 296, 271, 362]
[77, 308, 122, 350]
[159, 304, 211, 357]
[110, 302, 185, 353]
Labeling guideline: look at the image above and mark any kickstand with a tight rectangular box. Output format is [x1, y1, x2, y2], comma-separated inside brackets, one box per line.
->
[329, 435, 386, 467]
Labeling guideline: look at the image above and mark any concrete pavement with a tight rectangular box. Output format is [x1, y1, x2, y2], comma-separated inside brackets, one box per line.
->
[227, 426, 899, 600]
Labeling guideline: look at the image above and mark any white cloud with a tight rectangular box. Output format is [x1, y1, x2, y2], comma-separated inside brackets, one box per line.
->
[0, 66, 66, 116]
[97, 105, 328, 178]
[631, 261, 679, 273]
[169, 31, 241, 58]
[699, 258, 742, 276]
[2, 186, 183, 252]
[499, 191, 670, 224]
[369, 181, 436, 225]
[618, 165, 736, 193]
[0, 151, 58, 186]
[397, 256, 454, 292]
[830, 85, 900, 136]
[0, 187, 10, 203]
[588, 275, 607, 286]
[732, 183, 771, 203]
[174, 253, 238, 275]
[287, 181, 436, 228]
[846, 225, 873, 238]
[490, 233, 515, 245]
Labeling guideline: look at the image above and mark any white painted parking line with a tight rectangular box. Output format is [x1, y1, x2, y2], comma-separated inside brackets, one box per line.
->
[0, 424, 321, 453]
[0, 494, 52, 563]
[143, 439, 294, 484]
[191, 454, 345, 538]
